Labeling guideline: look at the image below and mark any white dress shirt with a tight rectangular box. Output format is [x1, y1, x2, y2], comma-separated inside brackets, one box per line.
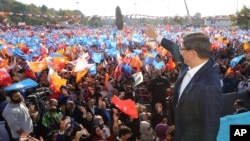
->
[179, 61, 208, 99]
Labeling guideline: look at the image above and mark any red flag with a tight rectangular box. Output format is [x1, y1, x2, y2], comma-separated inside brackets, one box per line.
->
[25, 69, 36, 80]
[165, 57, 176, 71]
[0, 68, 12, 86]
[84, 87, 95, 100]
[111, 96, 138, 118]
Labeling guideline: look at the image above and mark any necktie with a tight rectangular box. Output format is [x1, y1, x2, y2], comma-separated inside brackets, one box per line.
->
[179, 71, 191, 99]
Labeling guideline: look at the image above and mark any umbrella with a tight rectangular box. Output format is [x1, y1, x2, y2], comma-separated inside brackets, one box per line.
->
[5, 78, 38, 91]
[111, 95, 138, 118]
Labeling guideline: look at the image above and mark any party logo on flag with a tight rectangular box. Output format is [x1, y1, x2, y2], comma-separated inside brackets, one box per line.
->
[132, 72, 143, 86]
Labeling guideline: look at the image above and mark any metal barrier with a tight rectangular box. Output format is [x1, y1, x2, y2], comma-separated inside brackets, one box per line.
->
[134, 87, 151, 104]
[221, 92, 250, 117]
[135, 88, 250, 117]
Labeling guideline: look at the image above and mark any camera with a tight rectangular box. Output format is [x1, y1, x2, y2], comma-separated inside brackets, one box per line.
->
[33, 87, 52, 99]
[25, 87, 52, 114]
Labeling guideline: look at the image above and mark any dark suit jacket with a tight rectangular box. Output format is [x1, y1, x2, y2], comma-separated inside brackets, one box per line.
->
[161, 38, 223, 141]
[85, 105, 96, 116]
[233, 108, 248, 114]
[65, 106, 84, 124]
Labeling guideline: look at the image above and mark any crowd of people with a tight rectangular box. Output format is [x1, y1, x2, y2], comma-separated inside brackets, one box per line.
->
[0, 23, 249, 141]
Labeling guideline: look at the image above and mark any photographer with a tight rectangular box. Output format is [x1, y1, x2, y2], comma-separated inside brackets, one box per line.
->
[25, 87, 53, 138]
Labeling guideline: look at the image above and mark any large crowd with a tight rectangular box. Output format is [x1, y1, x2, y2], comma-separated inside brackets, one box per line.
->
[0, 24, 250, 141]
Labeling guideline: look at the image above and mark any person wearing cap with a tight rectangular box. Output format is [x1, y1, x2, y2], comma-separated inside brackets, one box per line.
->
[2, 90, 33, 141]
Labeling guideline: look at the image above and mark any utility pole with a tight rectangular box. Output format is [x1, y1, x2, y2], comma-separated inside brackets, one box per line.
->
[184, 0, 191, 25]
[236, 0, 239, 13]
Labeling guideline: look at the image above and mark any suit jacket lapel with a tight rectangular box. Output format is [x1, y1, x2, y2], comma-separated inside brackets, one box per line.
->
[176, 80, 196, 108]
[175, 59, 213, 109]
[173, 66, 189, 107]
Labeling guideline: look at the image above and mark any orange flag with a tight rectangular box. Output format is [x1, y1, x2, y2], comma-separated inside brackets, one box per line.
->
[225, 67, 235, 78]
[49, 72, 67, 92]
[56, 49, 65, 55]
[103, 73, 109, 91]
[0, 59, 8, 68]
[114, 66, 121, 81]
[156, 46, 168, 56]
[27, 61, 48, 72]
[76, 68, 88, 83]
[51, 57, 68, 71]
[130, 56, 142, 68]
[71, 45, 76, 54]
[243, 41, 249, 51]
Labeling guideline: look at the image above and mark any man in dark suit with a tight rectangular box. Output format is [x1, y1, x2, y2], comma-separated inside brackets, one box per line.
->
[233, 99, 248, 114]
[64, 100, 85, 124]
[146, 24, 223, 141]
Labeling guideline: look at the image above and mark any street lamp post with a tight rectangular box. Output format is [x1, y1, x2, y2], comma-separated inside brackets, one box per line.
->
[134, 3, 137, 26]
[236, 0, 238, 13]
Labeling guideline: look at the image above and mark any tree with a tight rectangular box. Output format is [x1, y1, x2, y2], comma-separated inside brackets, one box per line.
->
[89, 16, 101, 27]
[41, 5, 48, 13]
[115, 6, 123, 30]
[0, 0, 85, 25]
[194, 12, 201, 18]
[231, 6, 250, 29]
[192, 12, 203, 26]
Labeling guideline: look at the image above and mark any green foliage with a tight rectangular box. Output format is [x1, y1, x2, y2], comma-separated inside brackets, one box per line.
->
[89, 16, 102, 27]
[115, 6, 123, 30]
[0, 0, 85, 25]
[231, 6, 250, 29]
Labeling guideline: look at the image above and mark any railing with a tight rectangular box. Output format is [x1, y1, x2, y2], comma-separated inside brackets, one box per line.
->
[135, 88, 250, 116]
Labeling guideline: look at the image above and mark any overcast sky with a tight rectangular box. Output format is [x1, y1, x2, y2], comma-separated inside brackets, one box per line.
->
[15, 0, 250, 17]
